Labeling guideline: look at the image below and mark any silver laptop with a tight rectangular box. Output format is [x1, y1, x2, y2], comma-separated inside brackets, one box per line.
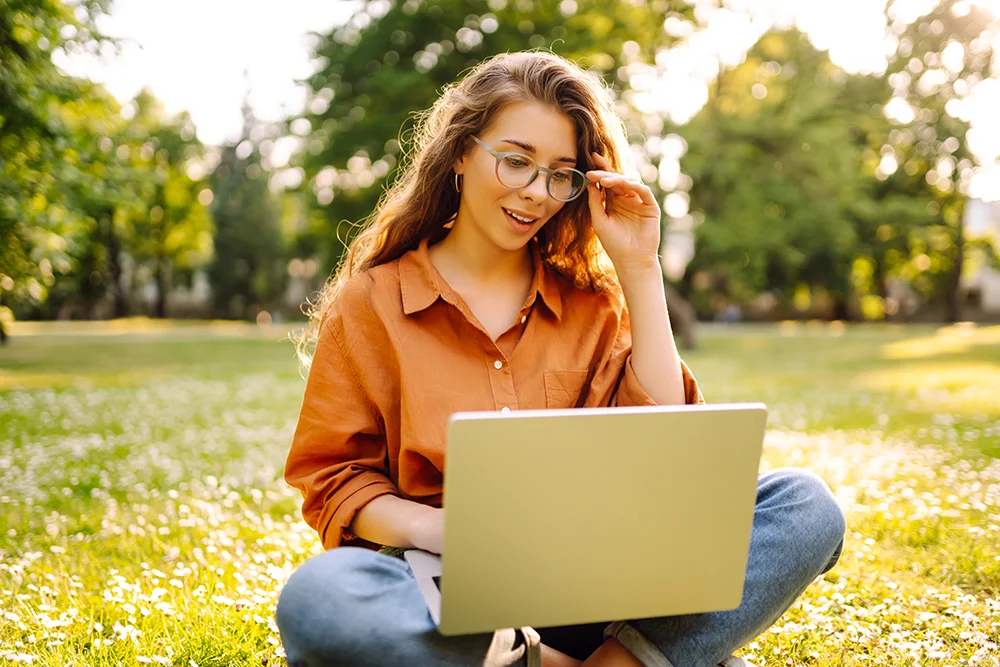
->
[405, 402, 767, 636]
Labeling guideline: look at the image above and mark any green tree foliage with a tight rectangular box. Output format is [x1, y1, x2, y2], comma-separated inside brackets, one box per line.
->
[676, 1, 995, 321]
[46, 81, 138, 319]
[32, 89, 211, 320]
[1, 2, 212, 323]
[208, 99, 286, 319]
[680, 30, 879, 318]
[121, 90, 211, 318]
[0, 2, 209, 323]
[868, 0, 996, 321]
[9, 84, 212, 317]
[0, 0, 113, 326]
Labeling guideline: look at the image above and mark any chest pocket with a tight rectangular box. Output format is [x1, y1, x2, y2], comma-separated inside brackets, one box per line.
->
[544, 370, 591, 409]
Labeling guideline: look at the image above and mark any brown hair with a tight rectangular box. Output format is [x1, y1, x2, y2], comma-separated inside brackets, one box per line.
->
[295, 50, 634, 365]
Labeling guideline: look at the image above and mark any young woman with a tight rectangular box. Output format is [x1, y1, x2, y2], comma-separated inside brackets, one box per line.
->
[276, 51, 846, 667]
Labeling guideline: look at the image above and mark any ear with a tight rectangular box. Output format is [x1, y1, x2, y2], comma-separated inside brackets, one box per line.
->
[453, 135, 473, 176]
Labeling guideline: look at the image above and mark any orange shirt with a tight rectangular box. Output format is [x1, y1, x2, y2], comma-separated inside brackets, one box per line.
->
[285, 238, 705, 550]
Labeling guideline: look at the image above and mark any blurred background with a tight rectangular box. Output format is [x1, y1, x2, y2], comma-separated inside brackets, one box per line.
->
[2, 0, 999, 340]
[3, 5, 1000, 663]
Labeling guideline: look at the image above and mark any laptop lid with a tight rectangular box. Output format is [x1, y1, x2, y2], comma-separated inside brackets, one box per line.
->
[436, 403, 767, 636]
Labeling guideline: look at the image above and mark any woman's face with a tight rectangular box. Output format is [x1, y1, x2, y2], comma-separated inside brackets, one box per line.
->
[454, 100, 579, 252]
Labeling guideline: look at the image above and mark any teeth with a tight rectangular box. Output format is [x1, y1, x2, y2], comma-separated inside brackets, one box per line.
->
[504, 208, 535, 224]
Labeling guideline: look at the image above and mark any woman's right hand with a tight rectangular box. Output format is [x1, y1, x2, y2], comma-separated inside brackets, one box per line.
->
[408, 506, 445, 554]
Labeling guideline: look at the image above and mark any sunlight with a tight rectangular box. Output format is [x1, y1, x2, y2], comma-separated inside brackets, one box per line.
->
[880, 324, 1000, 359]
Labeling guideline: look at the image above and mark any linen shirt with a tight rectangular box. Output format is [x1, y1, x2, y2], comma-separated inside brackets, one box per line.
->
[285, 238, 705, 550]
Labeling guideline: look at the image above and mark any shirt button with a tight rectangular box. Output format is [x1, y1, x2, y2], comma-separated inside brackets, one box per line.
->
[520, 315, 527, 324]
[494, 360, 503, 370]
[501, 406, 511, 413]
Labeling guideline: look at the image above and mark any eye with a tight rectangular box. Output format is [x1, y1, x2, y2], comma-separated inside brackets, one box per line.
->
[503, 156, 532, 169]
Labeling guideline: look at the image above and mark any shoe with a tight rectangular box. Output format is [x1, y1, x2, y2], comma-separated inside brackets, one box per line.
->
[482, 627, 541, 667]
[719, 656, 758, 667]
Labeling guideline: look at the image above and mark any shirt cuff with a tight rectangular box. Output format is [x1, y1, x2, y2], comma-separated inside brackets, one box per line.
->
[322, 474, 400, 550]
[614, 356, 705, 407]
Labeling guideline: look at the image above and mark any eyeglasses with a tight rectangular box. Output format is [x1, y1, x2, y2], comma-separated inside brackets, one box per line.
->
[471, 136, 587, 202]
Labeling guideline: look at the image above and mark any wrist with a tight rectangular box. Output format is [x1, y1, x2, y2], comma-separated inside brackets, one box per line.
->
[616, 259, 663, 290]
[406, 504, 440, 550]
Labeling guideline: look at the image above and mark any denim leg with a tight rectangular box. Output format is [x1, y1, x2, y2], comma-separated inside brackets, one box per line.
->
[615, 467, 847, 667]
[275, 547, 495, 667]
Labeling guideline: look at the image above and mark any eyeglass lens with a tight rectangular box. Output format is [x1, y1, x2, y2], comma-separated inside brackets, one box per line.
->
[497, 154, 585, 201]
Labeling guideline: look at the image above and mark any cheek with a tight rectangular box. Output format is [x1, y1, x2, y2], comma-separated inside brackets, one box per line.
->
[544, 201, 568, 222]
[469, 164, 504, 200]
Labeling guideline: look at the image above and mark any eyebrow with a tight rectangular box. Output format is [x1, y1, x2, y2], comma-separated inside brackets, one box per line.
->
[499, 138, 577, 166]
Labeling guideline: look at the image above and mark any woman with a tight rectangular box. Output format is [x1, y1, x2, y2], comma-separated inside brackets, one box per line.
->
[276, 51, 846, 667]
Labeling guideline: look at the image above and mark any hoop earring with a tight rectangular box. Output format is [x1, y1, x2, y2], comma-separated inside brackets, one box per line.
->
[454, 173, 462, 193]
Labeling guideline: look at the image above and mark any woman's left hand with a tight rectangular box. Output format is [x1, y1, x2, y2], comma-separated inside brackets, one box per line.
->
[585, 152, 662, 277]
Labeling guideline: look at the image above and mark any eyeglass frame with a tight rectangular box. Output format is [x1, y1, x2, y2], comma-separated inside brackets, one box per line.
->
[470, 136, 588, 202]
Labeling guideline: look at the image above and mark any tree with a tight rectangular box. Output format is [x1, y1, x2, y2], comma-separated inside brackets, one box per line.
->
[0, 0, 114, 333]
[54, 84, 140, 319]
[678, 30, 876, 318]
[874, 0, 996, 321]
[110, 90, 212, 319]
[674, 0, 996, 323]
[208, 96, 286, 319]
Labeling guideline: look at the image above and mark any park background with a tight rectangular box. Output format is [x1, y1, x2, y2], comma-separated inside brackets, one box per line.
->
[2, 0, 1000, 665]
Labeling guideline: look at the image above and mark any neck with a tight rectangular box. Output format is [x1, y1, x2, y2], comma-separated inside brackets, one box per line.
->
[431, 216, 532, 286]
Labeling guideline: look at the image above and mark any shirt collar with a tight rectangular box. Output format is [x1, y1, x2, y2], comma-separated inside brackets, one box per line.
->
[399, 237, 563, 320]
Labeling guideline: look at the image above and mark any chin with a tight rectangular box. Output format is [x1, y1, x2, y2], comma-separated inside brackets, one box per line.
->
[502, 222, 547, 248]
[491, 234, 532, 252]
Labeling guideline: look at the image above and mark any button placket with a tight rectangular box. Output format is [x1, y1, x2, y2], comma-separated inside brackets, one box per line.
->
[486, 348, 517, 413]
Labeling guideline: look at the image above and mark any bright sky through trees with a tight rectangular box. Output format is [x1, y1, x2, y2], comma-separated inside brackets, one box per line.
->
[57, 0, 1000, 199]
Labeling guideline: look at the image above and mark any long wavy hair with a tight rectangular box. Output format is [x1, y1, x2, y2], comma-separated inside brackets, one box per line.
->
[295, 50, 635, 366]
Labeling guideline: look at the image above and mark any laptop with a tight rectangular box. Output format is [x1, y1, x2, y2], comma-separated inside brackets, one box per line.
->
[405, 402, 767, 636]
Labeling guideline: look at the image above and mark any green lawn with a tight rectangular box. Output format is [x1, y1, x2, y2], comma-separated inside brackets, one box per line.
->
[1, 319, 998, 666]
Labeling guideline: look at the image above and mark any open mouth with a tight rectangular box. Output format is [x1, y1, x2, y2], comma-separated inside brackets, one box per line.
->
[502, 207, 539, 225]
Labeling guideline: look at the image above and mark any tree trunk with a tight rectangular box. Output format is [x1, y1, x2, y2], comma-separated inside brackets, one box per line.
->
[946, 201, 965, 323]
[104, 215, 130, 319]
[154, 256, 170, 319]
[0, 290, 7, 343]
[873, 253, 889, 321]
[663, 281, 697, 350]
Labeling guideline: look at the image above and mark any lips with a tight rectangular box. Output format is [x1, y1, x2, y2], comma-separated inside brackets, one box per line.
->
[502, 209, 536, 234]
[502, 207, 539, 224]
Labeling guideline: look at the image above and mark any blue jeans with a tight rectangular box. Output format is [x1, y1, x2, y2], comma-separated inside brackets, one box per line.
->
[276, 468, 846, 667]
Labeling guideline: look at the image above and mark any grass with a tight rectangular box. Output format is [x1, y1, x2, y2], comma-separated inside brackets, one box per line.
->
[1, 318, 998, 666]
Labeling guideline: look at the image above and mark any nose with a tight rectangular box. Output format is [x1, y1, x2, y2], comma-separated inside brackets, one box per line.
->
[519, 172, 548, 203]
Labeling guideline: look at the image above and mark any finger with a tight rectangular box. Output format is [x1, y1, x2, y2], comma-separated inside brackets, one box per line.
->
[586, 169, 638, 189]
[586, 180, 606, 223]
[591, 151, 613, 171]
[589, 172, 632, 190]
[585, 169, 618, 182]
[615, 178, 657, 207]
[596, 175, 645, 200]
[590, 171, 651, 202]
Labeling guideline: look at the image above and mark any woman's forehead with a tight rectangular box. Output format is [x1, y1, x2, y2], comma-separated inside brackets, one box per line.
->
[484, 101, 578, 159]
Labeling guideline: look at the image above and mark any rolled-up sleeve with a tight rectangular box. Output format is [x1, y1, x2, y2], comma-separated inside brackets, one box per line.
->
[590, 300, 705, 408]
[612, 355, 705, 407]
[284, 307, 399, 550]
